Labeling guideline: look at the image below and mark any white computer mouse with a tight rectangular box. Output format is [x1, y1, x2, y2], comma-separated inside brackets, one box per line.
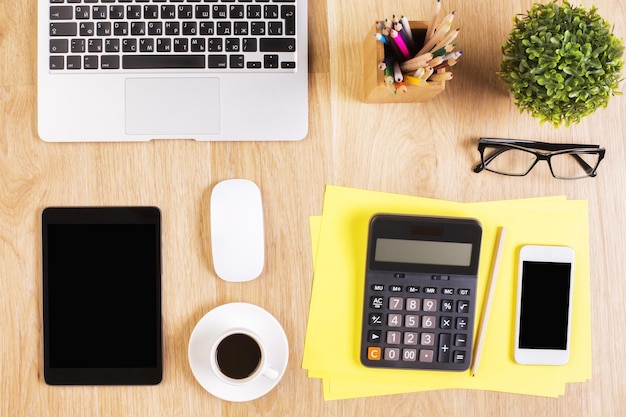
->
[210, 179, 265, 282]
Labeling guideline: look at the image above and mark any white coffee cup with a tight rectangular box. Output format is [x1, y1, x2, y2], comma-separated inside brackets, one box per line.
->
[209, 329, 280, 385]
[188, 303, 289, 401]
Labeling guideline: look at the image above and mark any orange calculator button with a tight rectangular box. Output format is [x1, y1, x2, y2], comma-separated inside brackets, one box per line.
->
[367, 346, 382, 360]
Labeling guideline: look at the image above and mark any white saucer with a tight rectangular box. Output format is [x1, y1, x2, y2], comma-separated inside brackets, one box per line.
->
[188, 302, 289, 402]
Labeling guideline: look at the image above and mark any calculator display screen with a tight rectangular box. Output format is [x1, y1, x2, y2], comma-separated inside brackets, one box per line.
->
[375, 238, 473, 267]
[367, 215, 482, 276]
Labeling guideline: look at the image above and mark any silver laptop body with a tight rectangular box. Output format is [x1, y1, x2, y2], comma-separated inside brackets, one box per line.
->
[38, 0, 308, 142]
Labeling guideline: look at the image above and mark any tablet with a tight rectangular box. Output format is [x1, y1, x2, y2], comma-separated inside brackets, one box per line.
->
[42, 207, 162, 385]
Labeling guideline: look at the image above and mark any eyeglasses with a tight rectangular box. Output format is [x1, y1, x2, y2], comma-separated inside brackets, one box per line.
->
[473, 138, 605, 179]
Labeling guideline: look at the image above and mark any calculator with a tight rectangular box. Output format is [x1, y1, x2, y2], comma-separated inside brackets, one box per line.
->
[360, 214, 482, 371]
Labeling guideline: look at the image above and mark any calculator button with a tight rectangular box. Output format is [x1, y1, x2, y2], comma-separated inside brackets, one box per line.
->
[389, 297, 403, 310]
[422, 316, 436, 329]
[370, 296, 384, 309]
[420, 332, 435, 346]
[367, 346, 382, 360]
[423, 298, 438, 312]
[404, 332, 418, 345]
[369, 313, 383, 325]
[406, 298, 420, 311]
[387, 331, 401, 344]
[419, 349, 434, 362]
[368, 330, 382, 342]
[405, 314, 419, 328]
[385, 348, 400, 361]
[456, 317, 468, 330]
[454, 334, 467, 347]
[438, 333, 451, 362]
[388, 314, 402, 327]
[402, 348, 417, 361]
[453, 351, 466, 363]
[361, 259, 478, 371]
[423, 287, 437, 294]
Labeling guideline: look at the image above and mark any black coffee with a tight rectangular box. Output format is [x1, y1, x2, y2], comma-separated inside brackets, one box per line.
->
[215, 333, 262, 380]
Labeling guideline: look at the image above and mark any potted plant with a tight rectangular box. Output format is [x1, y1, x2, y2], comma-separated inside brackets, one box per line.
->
[499, 0, 624, 127]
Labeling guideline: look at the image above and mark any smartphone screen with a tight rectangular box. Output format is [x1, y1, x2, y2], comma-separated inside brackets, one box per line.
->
[519, 261, 572, 350]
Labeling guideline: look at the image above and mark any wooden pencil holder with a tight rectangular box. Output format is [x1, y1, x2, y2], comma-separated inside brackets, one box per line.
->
[362, 21, 446, 103]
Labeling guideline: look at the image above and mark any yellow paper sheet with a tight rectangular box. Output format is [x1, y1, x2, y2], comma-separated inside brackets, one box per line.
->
[308, 213, 567, 399]
[303, 186, 591, 400]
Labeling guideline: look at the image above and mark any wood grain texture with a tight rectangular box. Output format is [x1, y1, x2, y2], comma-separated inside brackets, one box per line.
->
[1, 0, 625, 416]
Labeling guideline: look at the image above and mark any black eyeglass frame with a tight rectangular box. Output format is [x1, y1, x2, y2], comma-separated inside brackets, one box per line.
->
[473, 138, 605, 179]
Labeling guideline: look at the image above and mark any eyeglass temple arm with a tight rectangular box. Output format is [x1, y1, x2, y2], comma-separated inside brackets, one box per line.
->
[570, 153, 595, 175]
[473, 146, 508, 173]
[480, 138, 600, 151]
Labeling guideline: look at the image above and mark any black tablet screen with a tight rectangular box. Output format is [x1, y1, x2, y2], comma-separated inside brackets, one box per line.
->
[42, 207, 162, 385]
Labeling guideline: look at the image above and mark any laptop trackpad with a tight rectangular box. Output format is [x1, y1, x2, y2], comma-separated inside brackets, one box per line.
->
[125, 78, 220, 136]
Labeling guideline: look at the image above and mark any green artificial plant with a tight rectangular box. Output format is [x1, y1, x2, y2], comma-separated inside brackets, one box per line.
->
[499, 0, 624, 127]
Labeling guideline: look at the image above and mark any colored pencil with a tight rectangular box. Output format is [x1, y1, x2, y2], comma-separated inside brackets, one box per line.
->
[403, 75, 424, 86]
[428, 71, 453, 81]
[433, 27, 460, 51]
[425, 0, 441, 41]
[390, 29, 410, 59]
[400, 15, 415, 46]
[432, 43, 456, 57]
[399, 52, 433, 72]
[392, 60, 403, 82]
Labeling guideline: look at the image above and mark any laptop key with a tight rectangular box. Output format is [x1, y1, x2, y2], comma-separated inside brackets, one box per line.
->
[50, 56, 64, 70]
[84, 55, 99, 69]
[122, 55, 205, 69]
[263, 54, 278, 68]
[50, 22, 77, 37]
[50, 6, 73, 20]
[67, 56, 82, 70]
[208, 55, 227, 68]
[50, 39, 68, 54]
[259, 38, 295, 52]
[229, 55, 244, 68]
[101, 55, 120, 69]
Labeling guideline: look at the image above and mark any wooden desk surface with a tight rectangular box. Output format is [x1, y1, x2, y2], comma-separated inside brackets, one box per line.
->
[1, 0, 625, 415]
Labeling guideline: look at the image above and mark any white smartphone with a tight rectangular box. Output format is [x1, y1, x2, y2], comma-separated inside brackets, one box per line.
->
[514, 245, 575, 365]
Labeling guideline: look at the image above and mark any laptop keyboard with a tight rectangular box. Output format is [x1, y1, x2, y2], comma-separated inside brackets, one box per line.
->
[48, 0, 298, 72]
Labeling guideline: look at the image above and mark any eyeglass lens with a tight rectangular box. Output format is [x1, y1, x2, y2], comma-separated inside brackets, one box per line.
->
[549, 152, 600, 178]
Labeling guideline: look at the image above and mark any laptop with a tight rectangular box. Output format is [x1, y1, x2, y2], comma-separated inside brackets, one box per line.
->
[38, 0, 308, 142]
